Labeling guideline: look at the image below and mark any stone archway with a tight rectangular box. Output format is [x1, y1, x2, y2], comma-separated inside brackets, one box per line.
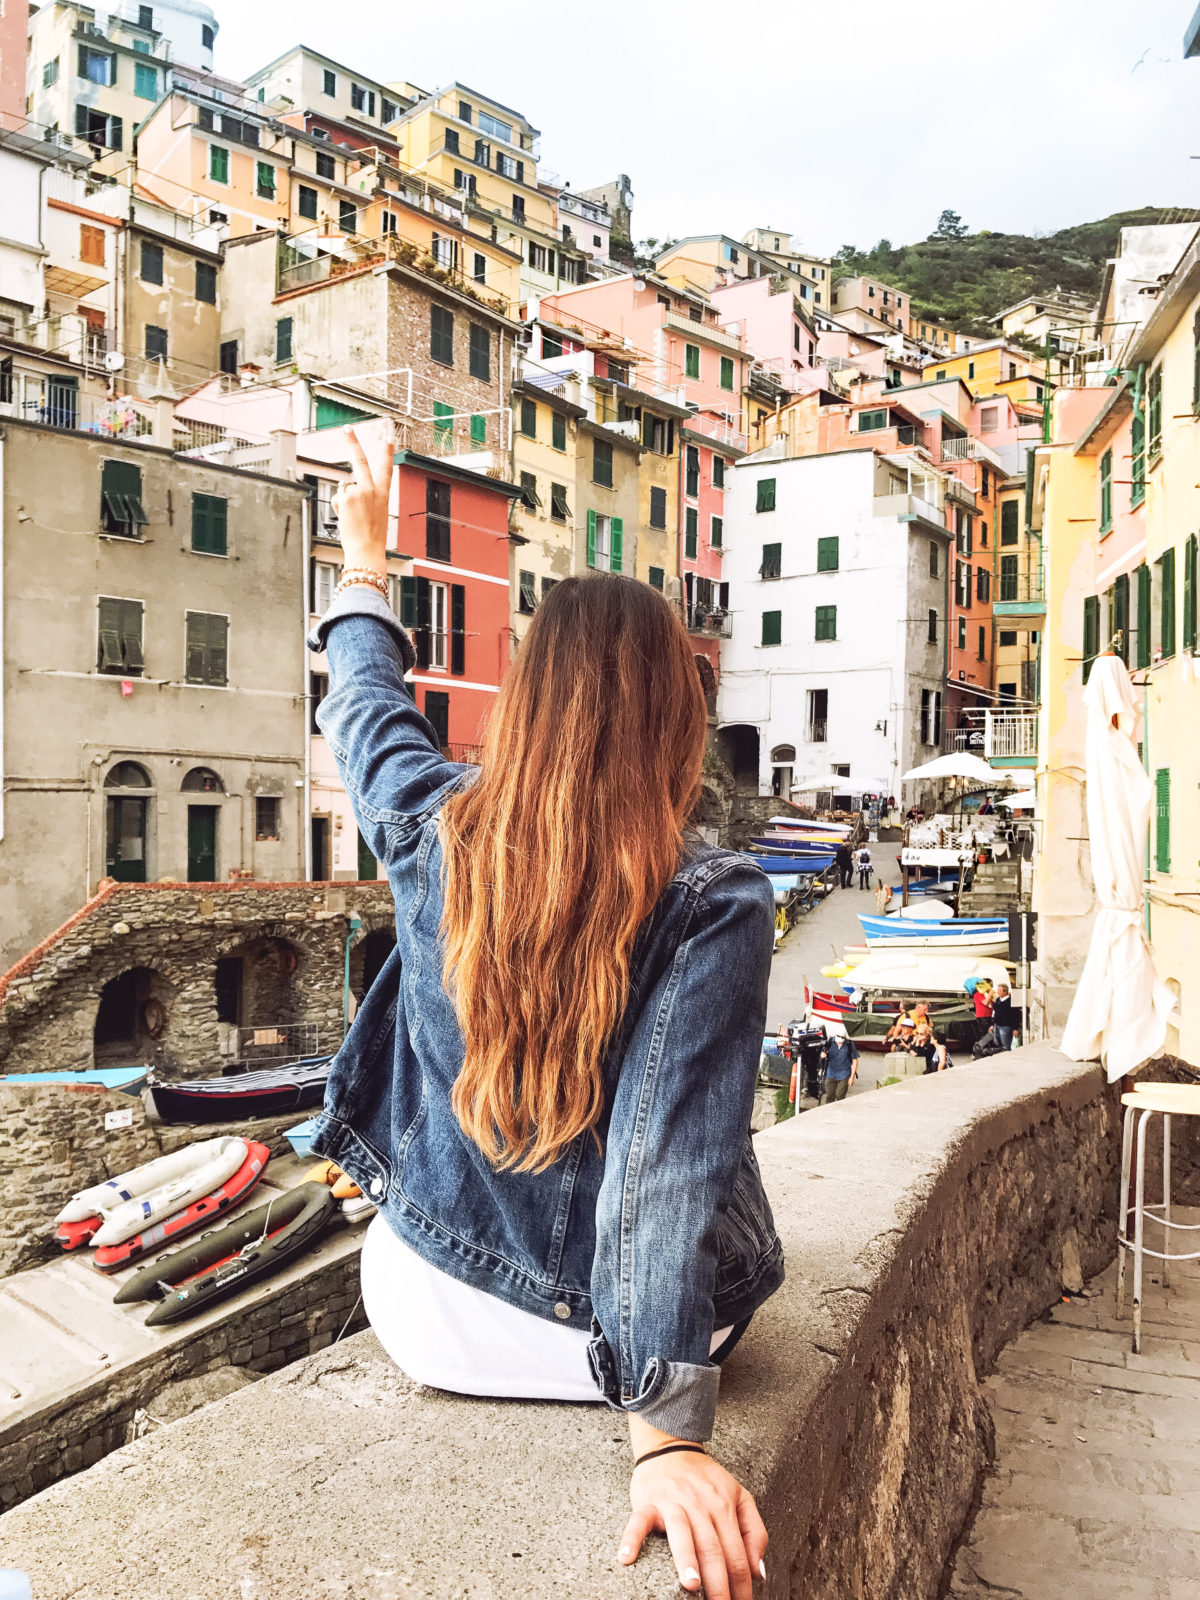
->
[93, 965, 176, 1065]
[715, 724, 761, 793]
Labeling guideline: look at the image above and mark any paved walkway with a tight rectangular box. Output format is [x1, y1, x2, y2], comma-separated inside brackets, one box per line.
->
[948, 1229, 1200, 1599]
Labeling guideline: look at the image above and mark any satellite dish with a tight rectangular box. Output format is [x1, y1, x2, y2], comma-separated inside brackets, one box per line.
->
[104, 351, 125, 372]
[632, 277, 647, 291]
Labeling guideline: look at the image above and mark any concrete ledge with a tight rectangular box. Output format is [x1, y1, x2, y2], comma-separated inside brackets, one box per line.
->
[1, 1046, 1118, 1599]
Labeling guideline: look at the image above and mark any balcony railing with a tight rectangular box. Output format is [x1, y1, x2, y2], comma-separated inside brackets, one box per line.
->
[874, 491, 945, 526]
[395, 414, 503, 464]
[985, 710, 1038, 760]
[663, 311, 745, 354]
[949, 727, 985, 752]
[806, 719, 828, 744]
[681, 410, 749, 452]
[0, 372, 154, 438]
[941, 434, 1006, 472]
[688, 608, 732, 638]
[997, 570, 1046, 605]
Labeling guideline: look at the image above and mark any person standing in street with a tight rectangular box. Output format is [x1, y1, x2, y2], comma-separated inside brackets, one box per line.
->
[856, 844, 872, 890]
[991, 984, 1016, 1051]
[835, 841, 853, 889]
[821, 1032, 859, 1102]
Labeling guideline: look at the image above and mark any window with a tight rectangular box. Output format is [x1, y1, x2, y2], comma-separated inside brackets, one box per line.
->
[254, 161, 276, 201]
[44, 56, 60, 87]
[684, 344, 700, 380]
[424, 690, 450, 748]
[315, 150, 336, 180]
[720, 356, 735, 391]
[478, 110, 512, 142]
[685, 508, 698, 560]
[195, 260, 217, 304]
[444, 128, 460, 155]
[1155, 769, 1171, 873]
[1158, 547, 1176, 659]
[97, 597, 144, 675]
[1099, 447, 1113, 535]
[1185, 534, 1198, 653]
[551, 411, 567, 452]
[134, 61, 158, 100]
[1136, 563, 1152, 669]
[426, 480, 451, 562]
[977, 567, 990, 604]
[586, 510, 622, 571]
[978, 624, 987, 660]
[816, 535, 838, 572]
[80, 224, 105, 266]
[815, 604, 837, 641]
[685, 445, 700, 497]
[1082, 593, 1100, 682]
[209, 144, 229, 183]
[649, 486, 667, 529]
[78, 45, 114, 84]
[760, 542, 782, 580]
[648, 567, 664, 592]
[999, 553, 1019, 601]
[518, 570, 537, 615]
[756, 478, 776, 513]
[1000, 500, 1019, 545]
[474, 139, 490, 168]
[519, 397, 537, 438]
[542, 576, 558, 600]
[473, 251, 487, 284]
[967, 361, 975, 381]
[322, 68, 336, 96]
[298, 184, 318, 221]
[550, 483, 570, 523]
[1131, 406, 1145, 508]
[762, 610, 782, 647]
[1148, 364, 1162, 458]
[381, 97, 398, 124]
[424, 581, 449, 670]
[201, 21, 215, 48]
[1109, 572, 1130, 662]
[191, 493, 227, 556]
[497, 152, 518, 179]
[929, 540, 939, 578]
[711, 515, 723, 549]
[928, 609, 938, 643]
[712, 456, 725, 490]
[458, 100, 472, 124]
[339, 199, 357, 234]
[469, 413, 486, 446]
[249, 796, 281, 841]
[593, 438, 613, 487]
[312, 561, 338, 615]
[275, 317, 293, 362]
[144, 324, 167, 361]
[957, 616, 967, 650]
[140, 240, 163, 285]
[920, 688, 942, 745]
[981, 467, 990, 499]
[519, 472, 539, 511]
[858, 408, 888, 431]
[468, 324, 490, 381]
[431, 305, 453, 366]
[184, 611, 228, 686]
[999, 629, 1018, 647]
[350, 84, 376, 116]
[955, 509, 973, 555]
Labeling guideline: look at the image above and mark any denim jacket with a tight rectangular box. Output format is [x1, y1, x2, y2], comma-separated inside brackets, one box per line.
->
[308, 587, 784, 1440]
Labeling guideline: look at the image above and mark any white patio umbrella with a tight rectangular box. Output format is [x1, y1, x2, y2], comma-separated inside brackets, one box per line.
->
[901, 752, 1012, 783]
[1001, 789, 1037, 810]
[791, 773, 862, 791]
[1060, 653, 1176, 1081]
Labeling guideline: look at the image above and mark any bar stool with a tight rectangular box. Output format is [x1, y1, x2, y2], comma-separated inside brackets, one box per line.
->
[1116, 1084, 1200, 1352]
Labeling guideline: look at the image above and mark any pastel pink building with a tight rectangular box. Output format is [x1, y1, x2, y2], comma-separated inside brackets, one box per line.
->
[538, 273, 750, 676]
[709, 276, 818, 393]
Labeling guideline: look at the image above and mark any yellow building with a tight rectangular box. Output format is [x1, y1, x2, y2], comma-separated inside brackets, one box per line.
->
[992, 475, 1043, 708]
[388, 84, 587, 308]
[656, 236, 821, 312]
[588, 376, 686, 591]
[926, 340, 1050, 408]
[741, 229, 832, 310]
[510, 372, 585, 642]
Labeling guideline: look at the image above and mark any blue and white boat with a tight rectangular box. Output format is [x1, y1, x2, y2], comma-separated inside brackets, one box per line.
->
[859, 914, 1008, 955]
[750, 836, 845, 855]
[748, 853, 835, 875]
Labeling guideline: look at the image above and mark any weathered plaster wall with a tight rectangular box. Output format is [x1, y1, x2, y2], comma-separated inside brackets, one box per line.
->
[1, 1046, 1122, 1600]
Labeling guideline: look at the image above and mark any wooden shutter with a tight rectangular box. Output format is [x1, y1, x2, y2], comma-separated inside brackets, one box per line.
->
[1184, 535, 1197, 653]
[685, 508, 697, 559]
[469, 414, 486, 444]
[1113, 572, 1130, 661]
[192, 493, 227, 555]
[98, 597, 123, 671]
[1155, 769, 1171, 873]
[648, 567, 664, 591]
[817, 536, 838, 572]
[205, 613, 228, 685]
[414, 578, 431, 669]
[711, 516, 723, 549]
[400, 575, 418, 630]
[185, 611, 207, 681]
[1160, 548, 1176, 658]
[610, 517, 622, 573]
[1136, 564, 1152, 668]
[1082, 594, 1100, 682]
[762, 610, 781, 647]
[1000, 500, 1018, 544]
[450, 584, 465, 675]
[119, 600, 144, 672]
[1100, 449, 1112, 531]
[586, 508, 596, 568]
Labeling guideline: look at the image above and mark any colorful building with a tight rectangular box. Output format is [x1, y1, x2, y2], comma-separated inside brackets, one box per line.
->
[741, 229, 832, 309]
[244, 45, 409, 133]
[655, 235, 820, 309]
[830, 275, 912, 337]
[923, 339, 1049, 411]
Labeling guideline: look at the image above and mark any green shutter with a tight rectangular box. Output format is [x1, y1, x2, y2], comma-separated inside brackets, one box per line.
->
[433, 400, 453, 441]
[711, 515, 723, 549]
[469, 413, 486, 443]
[610, 516, 622, 573]
[685, 508, 698, 559]
[1082, 594, 1100, 681]
[1160, 547, 1176, 659]
[761, 610, 781, 647]
[98, 597, 123, 672]
[1185, 534, 1198, 653]
[720, 356, 734, 390]
[1099, 448, 1112, 533]
[210, 144, 229, 183]
[817, 535, 838, 572]
[520, 397, 537, 438]
[1113, 572, 1130, 662]
[400, 575, 418, 629]
[648, 566, 664, 591]
[1148, 365, 1162, 456]
[551, 411, 566, 451]
[1000, 500, 1019, 544]
[192, 493, 227, 555]
[185, 612, 207, 682]
[205, 613, 228, 685]
[315, 397, 373, 429]
[1136, 564, 1152, 668]
[586, 508, 596, 568]
[756, 477, 776, 513]
[1155, 769, 1171, 873]
[275, 317, 292, 361]
[685, 344, 700, 379]
[815, 604, 837, 641]
[1131, 407, 1145, 508]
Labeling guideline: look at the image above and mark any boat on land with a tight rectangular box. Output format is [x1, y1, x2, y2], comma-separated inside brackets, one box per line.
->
[859, 914, 1009, 955]
[114, 1181, 337, 1325]
[841, 953, 1013, 996]
[751, 834, 848, 851]
[93, 1140, 271, 1272]
[144, 1056, 332, 1125]
[0, 1067, 148, 1094]
[839, 998, 978, 1046]
[747, 853, 835, 875]
[769, 816, 853, 835]
[55, 1137, 248, 1249]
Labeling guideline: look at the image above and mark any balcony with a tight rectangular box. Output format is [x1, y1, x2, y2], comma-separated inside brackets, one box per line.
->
[663, 311, 745, 354]
[995, 569, 1046, 615]
[949, 726, 985, 752]
[984, 709, 1038, 765]
[874, 491, 945, 528]
[687, 607, 732, 638]
[682, 409, 749, 453]
[942, 434, 1006, 472]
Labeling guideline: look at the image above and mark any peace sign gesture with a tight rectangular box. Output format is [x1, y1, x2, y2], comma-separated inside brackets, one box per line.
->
[335, 426, 393, 575]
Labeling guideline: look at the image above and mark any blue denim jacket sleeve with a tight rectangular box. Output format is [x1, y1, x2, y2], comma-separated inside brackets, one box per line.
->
[589, 862, 775, 1441]
[307, 588, 465, 862]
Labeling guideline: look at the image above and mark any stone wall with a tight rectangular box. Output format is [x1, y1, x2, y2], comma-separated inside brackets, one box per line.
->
[0, 1046, 1127, 1600]
[0, 1246, 366, 1512]
[0, 880, 395, 1077]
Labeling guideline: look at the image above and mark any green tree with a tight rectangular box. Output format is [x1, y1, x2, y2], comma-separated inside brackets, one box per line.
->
[933, 209, 968, 240]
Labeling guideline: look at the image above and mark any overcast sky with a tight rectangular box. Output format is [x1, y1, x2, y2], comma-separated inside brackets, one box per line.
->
[219, 0, 1200, 256]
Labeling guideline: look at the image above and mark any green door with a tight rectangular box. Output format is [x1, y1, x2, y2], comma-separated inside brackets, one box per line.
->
[357, 829, 377, 882]
[187, 805, 218, 882]
[105, 795, 147, 882]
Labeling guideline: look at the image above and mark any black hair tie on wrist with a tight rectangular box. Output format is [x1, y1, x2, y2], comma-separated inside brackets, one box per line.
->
[634, 1442, 708, 1468]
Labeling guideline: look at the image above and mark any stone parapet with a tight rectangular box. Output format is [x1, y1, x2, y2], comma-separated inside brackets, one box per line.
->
[0, 1047, 1120, 1599]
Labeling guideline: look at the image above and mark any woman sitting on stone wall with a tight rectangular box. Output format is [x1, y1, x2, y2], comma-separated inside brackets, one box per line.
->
[304, 430, 783, 1600]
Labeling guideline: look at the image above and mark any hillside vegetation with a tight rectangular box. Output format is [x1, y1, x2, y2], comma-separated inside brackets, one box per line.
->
[833, 208, 1200, 335]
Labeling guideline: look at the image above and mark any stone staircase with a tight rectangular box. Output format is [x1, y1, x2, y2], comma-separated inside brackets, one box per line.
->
[960, 857, 1026, 917]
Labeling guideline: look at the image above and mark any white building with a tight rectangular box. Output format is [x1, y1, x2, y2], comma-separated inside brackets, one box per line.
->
[717, 444, 952, 804]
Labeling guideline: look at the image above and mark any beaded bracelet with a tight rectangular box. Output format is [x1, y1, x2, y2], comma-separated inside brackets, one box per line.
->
[336, 568, 389, 599]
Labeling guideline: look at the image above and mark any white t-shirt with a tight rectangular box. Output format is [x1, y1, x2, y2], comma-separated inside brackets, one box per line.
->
[361, 1213, 730, 1402]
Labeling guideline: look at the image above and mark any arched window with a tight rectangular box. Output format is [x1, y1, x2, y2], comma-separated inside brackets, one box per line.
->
[104, 761, 152, 788]
[770, 744, 796, 764]
[181, 766, 224, 793]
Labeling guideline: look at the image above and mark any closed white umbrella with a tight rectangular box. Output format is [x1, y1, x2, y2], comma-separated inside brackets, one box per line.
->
[1060, 654, 1176, 1081]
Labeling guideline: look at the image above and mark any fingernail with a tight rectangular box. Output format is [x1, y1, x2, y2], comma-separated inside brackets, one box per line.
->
[760, 1558, 768, 1580]
[618, 1547, 631, 1561]
[683, 1569, 701, 1587]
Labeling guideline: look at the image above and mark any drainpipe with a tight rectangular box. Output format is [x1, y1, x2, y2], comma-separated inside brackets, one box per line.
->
[0, 433, 4, 845]
[342, 913, 362, 1035]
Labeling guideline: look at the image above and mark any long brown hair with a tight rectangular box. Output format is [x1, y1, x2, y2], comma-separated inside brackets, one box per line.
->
[439, 574, 707, 1172]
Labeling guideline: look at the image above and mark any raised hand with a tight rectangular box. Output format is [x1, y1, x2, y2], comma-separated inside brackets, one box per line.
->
[335, 426, 392, 575]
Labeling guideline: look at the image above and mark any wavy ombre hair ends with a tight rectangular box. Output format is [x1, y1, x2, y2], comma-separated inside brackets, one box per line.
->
[438, 574, 708, 1172]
